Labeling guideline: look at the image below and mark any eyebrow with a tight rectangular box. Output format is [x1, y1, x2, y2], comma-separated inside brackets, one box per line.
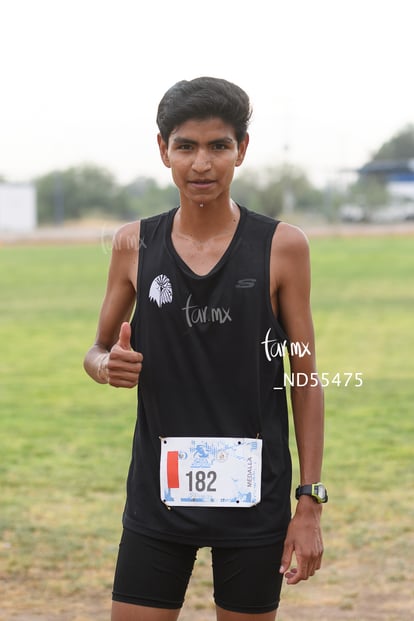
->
[172, 136, 235, 145]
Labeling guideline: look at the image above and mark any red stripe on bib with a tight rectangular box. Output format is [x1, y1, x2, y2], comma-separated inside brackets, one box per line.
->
[167, 451, 179, 488]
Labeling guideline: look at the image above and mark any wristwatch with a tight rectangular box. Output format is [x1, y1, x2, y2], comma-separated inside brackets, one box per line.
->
[295, 482, 328, 504]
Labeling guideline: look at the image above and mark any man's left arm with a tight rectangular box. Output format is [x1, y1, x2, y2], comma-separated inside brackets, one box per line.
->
[271, 223, 325, 585]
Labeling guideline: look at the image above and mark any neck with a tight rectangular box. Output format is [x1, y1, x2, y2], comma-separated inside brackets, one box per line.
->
[174, 198, 240, 243]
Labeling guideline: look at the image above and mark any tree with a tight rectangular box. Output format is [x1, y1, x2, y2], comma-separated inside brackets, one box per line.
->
[35, 164, 133, 223]
[124, 176, 178, 218]
[371, 124, 414, 161]
[232, 165, 323, 218]
[231, 170, 263, 214]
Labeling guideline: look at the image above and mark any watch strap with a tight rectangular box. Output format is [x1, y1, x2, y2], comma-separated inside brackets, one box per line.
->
[296, 484, 314, 497]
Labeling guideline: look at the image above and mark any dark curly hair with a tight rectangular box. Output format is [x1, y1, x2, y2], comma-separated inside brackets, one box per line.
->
[156, 76, 252, 145]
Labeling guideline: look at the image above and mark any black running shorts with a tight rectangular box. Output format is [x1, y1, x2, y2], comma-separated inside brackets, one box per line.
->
[112, 528, 285, 614]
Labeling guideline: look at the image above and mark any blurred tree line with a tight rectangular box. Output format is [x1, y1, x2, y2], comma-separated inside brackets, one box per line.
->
[34, 162, 325, 224]
[30, 124, 414, 224]
[35, 165, 178, 224]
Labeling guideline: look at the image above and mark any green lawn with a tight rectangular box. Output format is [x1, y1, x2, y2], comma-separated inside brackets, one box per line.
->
[0, 235, 413, 620]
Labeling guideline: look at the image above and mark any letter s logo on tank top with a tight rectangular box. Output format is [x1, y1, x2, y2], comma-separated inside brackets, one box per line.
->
[149, 274, 173, 307]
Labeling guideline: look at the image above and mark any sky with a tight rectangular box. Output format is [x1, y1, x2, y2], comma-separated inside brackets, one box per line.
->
[1, 0, 414, 188]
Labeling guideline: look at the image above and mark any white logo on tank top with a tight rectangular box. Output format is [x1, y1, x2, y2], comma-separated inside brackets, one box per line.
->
[149, 274, 173, 307]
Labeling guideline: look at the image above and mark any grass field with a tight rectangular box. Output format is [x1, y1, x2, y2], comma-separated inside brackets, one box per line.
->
[1, 233, 413, 620]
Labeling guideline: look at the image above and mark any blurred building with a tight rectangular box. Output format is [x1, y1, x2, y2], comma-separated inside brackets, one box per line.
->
[357, 159, 414, 202]
[0, 183, 37, 232]
[355, 159, 414, 222]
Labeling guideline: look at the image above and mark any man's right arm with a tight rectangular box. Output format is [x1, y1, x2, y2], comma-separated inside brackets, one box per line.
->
[83, 221, 143, 388]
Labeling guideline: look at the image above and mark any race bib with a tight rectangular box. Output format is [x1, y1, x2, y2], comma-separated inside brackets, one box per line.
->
[160, 436, 262, 507]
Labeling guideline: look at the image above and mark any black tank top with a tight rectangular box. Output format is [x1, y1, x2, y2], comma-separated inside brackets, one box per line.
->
[124, 206, 292, 546]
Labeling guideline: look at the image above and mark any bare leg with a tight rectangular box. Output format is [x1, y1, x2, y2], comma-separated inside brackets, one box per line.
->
[111, 601, 181, 621]
[216, 605, 277, 621]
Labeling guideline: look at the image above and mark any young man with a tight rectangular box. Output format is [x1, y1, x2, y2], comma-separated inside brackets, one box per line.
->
[84, 77, 326, 621]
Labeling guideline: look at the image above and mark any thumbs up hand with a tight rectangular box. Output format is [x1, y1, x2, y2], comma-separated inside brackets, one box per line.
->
[107, 322, 143, 388]
[117, 321, 132, 351]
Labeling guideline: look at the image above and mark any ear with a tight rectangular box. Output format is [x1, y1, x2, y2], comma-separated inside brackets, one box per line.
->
[157, 133, 171, 168]
[235, 133, 249, 167]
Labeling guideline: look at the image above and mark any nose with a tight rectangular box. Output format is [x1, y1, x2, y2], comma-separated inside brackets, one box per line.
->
[192, 149, 211, 172]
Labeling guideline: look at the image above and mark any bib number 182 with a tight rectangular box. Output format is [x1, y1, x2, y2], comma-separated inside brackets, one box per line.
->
[185, 470, 217, 492]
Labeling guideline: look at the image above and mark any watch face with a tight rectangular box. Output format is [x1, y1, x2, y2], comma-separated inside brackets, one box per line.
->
[315, 484, 327, 501]
[317, 485, 325, 498]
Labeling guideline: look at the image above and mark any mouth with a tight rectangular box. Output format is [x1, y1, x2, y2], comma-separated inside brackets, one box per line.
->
[188, 179, 215, 189]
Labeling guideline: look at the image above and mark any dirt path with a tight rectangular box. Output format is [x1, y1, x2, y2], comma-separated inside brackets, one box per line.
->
[2, 548, 413, 621]
[2, 219, 414, 247]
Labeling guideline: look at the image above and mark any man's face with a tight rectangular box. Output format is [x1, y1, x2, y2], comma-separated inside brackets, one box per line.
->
[157, 117, 249, 206]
